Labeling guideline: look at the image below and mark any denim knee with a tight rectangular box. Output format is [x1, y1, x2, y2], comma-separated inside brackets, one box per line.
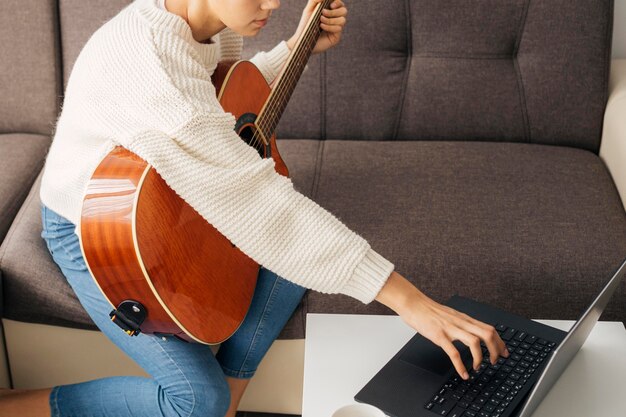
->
[160, 376, 230, 417]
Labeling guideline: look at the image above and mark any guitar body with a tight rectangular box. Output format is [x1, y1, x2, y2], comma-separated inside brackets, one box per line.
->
[80, 60, 289, 345]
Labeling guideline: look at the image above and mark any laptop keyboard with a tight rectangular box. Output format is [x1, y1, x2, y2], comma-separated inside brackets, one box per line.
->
[423, 323, 556, 417]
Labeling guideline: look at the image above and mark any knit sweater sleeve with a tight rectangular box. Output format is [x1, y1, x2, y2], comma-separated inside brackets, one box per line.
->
[248, 40, 291, 86]
[120, 108, 394, 304]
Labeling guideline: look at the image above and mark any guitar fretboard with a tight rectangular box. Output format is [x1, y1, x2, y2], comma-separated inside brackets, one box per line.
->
[254, 0, 332, 143]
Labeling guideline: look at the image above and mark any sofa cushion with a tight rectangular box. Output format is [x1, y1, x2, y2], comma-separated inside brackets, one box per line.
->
[0, 0, 60, 134]
[0, 170, 94, 330]
[0, 134, 50, 242]
[0, 139, 320, 339]
[3, 140, 625, 338]
[305, 140, 626, 329]
[243, 0, 613, 153]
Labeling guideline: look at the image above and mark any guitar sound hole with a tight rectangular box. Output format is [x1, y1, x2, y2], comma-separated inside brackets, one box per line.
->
[238, 125, 265, 158]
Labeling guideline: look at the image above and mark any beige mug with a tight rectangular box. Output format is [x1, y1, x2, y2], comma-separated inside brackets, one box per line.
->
[331, 402, 386, 417]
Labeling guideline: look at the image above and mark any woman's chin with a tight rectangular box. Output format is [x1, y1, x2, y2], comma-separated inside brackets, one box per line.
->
[230, 27, 259, 37]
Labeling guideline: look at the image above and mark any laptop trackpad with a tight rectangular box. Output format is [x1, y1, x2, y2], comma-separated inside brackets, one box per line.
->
[398, 336, 472, 377]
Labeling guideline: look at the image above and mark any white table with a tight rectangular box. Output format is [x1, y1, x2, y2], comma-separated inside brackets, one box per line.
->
[302, 313, 626, 417]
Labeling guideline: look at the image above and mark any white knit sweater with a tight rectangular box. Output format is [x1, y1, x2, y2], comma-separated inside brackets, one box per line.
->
[40, 0, 394, 304]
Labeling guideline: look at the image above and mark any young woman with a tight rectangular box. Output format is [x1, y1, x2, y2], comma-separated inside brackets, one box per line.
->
[0, 0, 509, 415]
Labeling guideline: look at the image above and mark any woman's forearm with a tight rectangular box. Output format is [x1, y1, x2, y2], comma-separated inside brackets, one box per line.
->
[375, 270, 425, 315]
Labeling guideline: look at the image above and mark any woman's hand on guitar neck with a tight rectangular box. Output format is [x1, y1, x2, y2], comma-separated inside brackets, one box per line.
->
[375, 271, 510, 381]
[287, 0, 347, 54]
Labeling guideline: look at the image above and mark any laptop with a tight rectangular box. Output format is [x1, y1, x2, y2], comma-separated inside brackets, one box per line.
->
[354, 257, 626, 417]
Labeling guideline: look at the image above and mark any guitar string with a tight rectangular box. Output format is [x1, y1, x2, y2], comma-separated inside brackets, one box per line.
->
[246, 3, 326, 153]
[248, 14, 320, 151]
[263, 12, 323, 128]
[251, 6, 323, 147]
[257, 6, 326, 147]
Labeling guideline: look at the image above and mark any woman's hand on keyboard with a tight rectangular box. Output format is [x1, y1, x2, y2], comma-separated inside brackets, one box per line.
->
[375, 271, 510, 380]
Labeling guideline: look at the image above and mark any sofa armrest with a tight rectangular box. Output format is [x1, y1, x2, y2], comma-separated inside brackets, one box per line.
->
[599, 59, 626, 211]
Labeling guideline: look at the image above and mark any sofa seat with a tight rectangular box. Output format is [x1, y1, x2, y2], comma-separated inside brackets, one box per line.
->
[1, 139, 625, 342]
[304, 140, 626, 327]
[0, 133, 49, 242]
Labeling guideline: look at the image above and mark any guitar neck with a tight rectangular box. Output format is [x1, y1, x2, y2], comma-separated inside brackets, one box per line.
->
[256, 0, 333, 139]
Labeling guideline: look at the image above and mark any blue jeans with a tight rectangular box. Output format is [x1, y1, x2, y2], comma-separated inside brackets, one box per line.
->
[40, 203, 307, 417]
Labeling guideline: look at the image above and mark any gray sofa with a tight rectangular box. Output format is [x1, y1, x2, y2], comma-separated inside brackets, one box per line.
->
[1, 0, 626, 415]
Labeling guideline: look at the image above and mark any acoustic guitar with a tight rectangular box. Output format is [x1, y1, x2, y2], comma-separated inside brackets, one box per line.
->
[79, 0, 332, 344]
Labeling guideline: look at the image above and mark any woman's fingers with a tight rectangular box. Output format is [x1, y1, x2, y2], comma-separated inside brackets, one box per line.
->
[454, 329, 483, 371]
[459, 314, 510, 365]
[321, 15, 346, 26]
[322, 6, 347, 18]
[320, 3, 346, 34]
[320, 22, 343, 33]
[482, 324, 510, 364]
[443, 306, 509, 363]
[439, 338, 470, 380]
[438, 315, 510, 379]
